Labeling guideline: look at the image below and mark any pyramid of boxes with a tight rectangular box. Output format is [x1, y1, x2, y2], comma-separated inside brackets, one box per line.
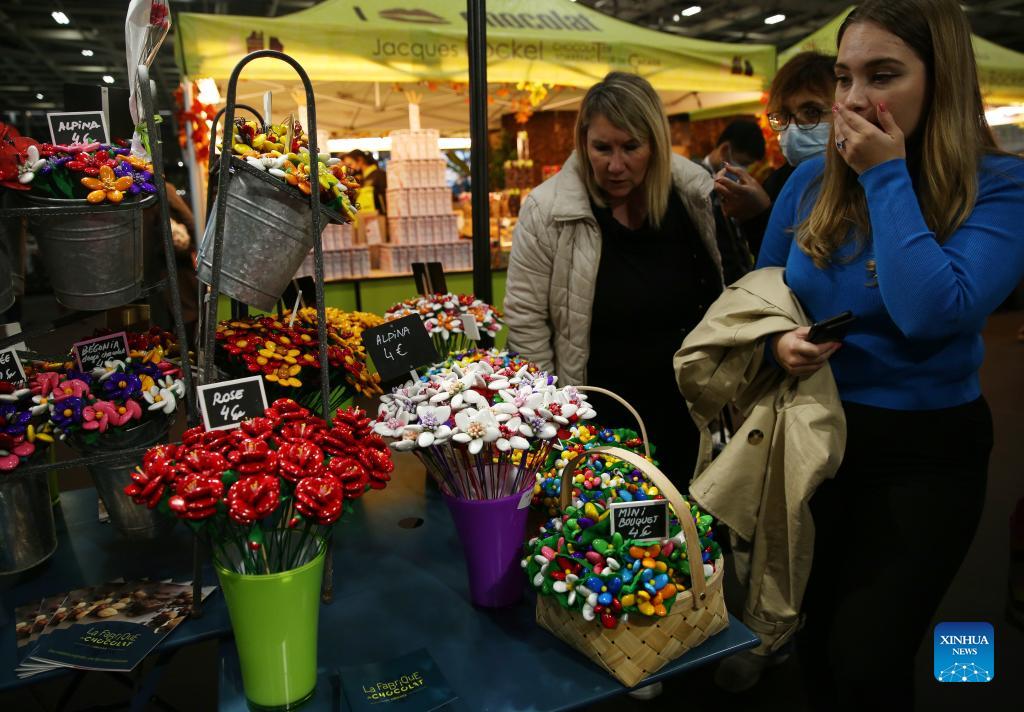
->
[375, 128, 471, 273]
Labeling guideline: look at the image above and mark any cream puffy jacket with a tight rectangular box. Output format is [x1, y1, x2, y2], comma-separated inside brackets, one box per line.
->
[504, 151, 723, 385]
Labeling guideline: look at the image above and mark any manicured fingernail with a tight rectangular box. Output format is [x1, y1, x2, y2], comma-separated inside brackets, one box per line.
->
[878, 101, 887, 112]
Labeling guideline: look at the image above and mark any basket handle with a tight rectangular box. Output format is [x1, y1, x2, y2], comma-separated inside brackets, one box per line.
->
[560, 445, 708, 609]
[573, 386, 651, 459]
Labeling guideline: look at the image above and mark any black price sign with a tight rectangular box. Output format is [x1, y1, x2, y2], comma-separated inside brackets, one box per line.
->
[73, 332, 130, 372]
[609, 500, 670, 543]
[364, 314, 439, 383]
[47, 111, 109, 146]
[197, 376, 269, 431]
[0, 348, 26, 384]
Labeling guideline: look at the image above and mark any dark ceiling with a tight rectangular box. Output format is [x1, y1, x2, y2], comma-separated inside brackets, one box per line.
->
[1, 0, 1022, 132]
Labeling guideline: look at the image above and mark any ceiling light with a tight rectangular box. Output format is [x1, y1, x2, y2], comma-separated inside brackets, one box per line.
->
[765, 14, 786, 25]
[81, 49, 94, 57]
[102, 75, 115, 84]
[36, 93, 44, 100]
[51, 11, 70, 25]
[673, 14, 680, 21]
[682, 6, 702, 16]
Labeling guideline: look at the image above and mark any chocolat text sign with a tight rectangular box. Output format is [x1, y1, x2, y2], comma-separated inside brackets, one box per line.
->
[197, 376, 269, 431]
[0, 348, 26, 384]
[73, 332, 130, 372]
[47, 111, 109, 146]
[609, 500, 669, 543]
[364, 314, 438, 383]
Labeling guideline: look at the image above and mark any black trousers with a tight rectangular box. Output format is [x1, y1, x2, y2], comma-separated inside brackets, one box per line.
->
[797, 397, 993, 711]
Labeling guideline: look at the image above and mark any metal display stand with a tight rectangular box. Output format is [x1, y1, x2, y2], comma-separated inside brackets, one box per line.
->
[0, 63, 202, 609]
[199, 50, 341, 603]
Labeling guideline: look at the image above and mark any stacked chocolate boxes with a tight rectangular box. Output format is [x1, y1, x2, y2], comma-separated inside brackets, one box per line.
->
[375, 128, 470, 274]
[295, 222, 371, 280]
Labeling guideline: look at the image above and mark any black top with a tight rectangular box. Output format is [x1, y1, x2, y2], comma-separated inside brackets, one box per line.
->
[740, 162, 795, 260]
[586, 191, 722, 482]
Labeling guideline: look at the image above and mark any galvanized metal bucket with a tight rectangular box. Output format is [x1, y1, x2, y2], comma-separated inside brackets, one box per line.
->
[0, 469, 58, 574]
[26, 195, 152, 312]
[198, 159, 337, 312]
[69, 416, 176, 540]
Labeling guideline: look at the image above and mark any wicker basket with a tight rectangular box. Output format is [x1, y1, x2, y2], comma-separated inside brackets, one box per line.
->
[534, 387, 728, 687]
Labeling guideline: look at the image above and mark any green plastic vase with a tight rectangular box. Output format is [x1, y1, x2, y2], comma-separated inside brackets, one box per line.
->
[216, 541, 326, 710]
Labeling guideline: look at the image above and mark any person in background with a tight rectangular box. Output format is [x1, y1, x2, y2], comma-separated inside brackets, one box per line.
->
[505, 71, 723, 485]
[757, 0, 1024, 707]
[715, 52, 837, 258]
[695, 120, 766, 284]
[345, 149, 388, 214]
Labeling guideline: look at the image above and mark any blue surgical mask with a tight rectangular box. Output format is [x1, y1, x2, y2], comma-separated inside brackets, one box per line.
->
[779, 123, 831, 166]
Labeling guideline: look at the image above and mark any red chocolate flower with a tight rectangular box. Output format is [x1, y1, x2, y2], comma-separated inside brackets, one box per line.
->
[125, 461, 177, 509]
[279, 420, 325, 445]
[278, 440, 325, 483]
[264, 398, 310, 422]
[168, 474, 223, 520]
[294, 475, 344, 525]
[326, 457, 369, 499]
[179, 448, 230, 479]
[226, 438, 279, 476]
[226, 475, 280, 525]
[240, 417, 279, 444]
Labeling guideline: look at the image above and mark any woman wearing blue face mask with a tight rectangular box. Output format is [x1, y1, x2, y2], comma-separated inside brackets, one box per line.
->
[715, 52, 836, 260]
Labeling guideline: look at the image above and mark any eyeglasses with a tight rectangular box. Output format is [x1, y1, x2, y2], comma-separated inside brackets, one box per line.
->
[767, 107, 827, 132]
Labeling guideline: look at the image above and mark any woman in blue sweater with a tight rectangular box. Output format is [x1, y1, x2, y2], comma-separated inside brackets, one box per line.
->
[756, 0, 1024, 707]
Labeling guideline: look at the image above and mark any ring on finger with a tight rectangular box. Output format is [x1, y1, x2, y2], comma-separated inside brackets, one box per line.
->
[836, 137, 848, 151]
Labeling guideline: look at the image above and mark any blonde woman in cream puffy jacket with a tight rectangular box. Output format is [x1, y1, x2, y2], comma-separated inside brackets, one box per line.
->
[504, 72, 723, 482]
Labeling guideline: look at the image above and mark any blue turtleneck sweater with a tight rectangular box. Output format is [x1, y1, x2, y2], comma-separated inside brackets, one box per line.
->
[757, 153, 1024, 410]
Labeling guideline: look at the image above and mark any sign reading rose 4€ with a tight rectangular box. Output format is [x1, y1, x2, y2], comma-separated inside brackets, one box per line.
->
[197, 376, 269, 431]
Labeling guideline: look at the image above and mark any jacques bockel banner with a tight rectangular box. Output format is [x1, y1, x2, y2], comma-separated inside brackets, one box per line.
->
[176, 0, 775, 92]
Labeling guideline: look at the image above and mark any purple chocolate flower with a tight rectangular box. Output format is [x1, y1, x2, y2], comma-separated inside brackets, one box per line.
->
[113, 161, 156, 194]
[102, 372, 142, 401]
[0, 405, 32, 436]
[50, 396, 85, 430]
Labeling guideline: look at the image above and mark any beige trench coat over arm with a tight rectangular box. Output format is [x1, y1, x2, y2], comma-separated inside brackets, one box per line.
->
[674, 267, 847, 653]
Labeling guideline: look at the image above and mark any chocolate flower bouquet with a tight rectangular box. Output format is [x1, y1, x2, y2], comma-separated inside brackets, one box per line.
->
[124, 400, 392, 573]
[385, 293, 503, 358]
[226, 117, 359, 220]
[0, 381, 55, 473]
[374, 350, 594, 500]
[215, 310, 381, 415]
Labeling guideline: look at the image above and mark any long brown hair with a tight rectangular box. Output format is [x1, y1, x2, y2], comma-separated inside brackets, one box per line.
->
[797, 0, 999, 268]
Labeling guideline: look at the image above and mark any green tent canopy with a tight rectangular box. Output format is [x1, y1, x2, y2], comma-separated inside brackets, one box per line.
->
[177, 0, 775, 92]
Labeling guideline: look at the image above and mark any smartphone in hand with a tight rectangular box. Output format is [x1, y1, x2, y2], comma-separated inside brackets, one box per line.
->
[807, 311, 856, 344]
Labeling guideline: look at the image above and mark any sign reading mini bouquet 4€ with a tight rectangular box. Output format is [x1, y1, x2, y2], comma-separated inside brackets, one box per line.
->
[197, 376, 269, 431]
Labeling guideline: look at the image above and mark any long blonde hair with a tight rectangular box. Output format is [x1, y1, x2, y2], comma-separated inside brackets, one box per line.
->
[574, 72, 673, 228]
[798, 0, 999, 268]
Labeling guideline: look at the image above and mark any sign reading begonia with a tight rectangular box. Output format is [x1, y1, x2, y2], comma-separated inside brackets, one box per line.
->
[72, 332, 130, 372]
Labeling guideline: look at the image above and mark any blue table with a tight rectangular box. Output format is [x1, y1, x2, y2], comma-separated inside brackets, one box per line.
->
[219, 458, 760, 711]
[0, 455, 758, 710]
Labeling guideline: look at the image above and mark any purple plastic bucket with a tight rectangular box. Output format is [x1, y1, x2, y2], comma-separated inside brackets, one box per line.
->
[443, 486, 533, 608]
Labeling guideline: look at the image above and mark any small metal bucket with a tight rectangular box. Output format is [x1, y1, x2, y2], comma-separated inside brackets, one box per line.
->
[26, 195, 152, 311]
[69, 416, 176, 540]
[198, 159, 337, 312]
[0, 469, 58, 574]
